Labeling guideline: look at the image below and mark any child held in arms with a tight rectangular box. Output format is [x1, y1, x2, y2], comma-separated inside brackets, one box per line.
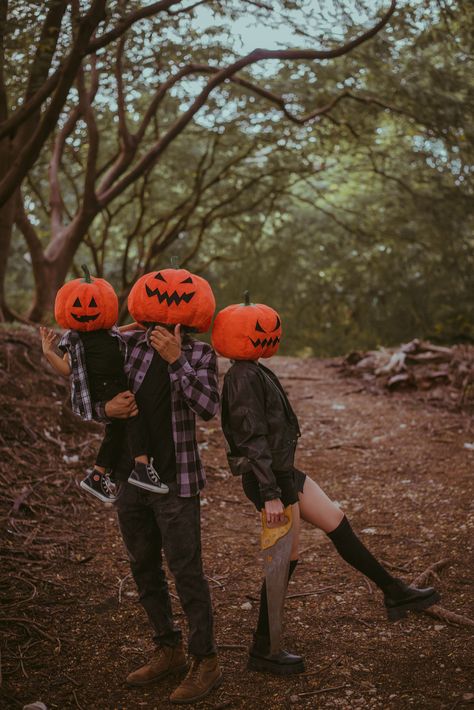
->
[40, 265, 169, 503]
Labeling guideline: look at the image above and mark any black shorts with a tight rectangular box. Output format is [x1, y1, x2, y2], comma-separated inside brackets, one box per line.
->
[242, 467, 306, 511]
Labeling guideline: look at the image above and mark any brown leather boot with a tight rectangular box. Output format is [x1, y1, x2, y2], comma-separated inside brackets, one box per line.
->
[126, 644, 187, 686]
[169, 654, 222, 704]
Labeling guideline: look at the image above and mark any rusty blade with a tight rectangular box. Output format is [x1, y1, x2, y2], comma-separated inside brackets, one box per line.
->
[261, 506, 294, 655]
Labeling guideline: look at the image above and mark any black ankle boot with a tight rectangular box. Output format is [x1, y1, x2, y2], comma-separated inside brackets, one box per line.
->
[383, 578, 440, 621]
[248, 634, 305, 675]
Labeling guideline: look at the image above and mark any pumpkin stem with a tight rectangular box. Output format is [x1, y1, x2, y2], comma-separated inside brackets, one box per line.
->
[81, 264, 92, 283]
[243, 290, 251, 306]
[170, 255, 180, 269]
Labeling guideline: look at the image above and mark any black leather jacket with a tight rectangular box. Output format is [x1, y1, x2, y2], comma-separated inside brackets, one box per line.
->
[221, 360, 301, 502]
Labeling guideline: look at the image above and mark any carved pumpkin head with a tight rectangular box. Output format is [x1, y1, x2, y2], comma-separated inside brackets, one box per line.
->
[211, 292, 282, 360]
[127, 267, 215, 333]
[54, 265, 118, 332]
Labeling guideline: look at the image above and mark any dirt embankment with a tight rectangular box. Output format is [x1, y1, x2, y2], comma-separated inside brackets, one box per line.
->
[0, 326, 473, 710]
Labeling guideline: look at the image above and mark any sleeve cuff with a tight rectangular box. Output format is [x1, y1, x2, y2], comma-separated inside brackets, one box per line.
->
[168, 353, 193, 377]
[93, 401, 110, 423]
[259, 484, 282, 503]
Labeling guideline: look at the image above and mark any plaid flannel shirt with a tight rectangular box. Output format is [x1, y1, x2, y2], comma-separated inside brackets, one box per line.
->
[96, 329, 219, 497]
[58, 327, 126, 421]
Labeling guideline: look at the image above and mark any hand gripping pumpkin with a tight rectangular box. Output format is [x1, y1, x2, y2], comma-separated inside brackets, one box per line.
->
[211, 292, 282, 360]
[54, 265, 118, 332]
[127, 268, 215, 333]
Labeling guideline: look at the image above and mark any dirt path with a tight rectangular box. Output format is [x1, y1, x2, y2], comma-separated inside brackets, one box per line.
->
[1, 337, 473, 710]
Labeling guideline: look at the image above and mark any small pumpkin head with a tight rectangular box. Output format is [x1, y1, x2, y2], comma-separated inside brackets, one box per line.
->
[127, 267, 216, 333]
[211, 292, 282, 360]
[54, 265, 118, 332]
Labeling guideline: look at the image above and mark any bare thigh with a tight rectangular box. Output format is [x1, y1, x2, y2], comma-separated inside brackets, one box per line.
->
[298, 475, 344, 533]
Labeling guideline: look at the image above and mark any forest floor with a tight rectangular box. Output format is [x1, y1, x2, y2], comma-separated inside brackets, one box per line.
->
[0, 326, 473, 710]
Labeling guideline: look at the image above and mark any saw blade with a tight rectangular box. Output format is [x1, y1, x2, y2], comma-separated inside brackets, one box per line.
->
[261, 506, 294, 655]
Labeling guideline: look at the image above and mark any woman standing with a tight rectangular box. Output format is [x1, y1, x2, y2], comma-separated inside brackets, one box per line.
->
[212, 296, 440, 676]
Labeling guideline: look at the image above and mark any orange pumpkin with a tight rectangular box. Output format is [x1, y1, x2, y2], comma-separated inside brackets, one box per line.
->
[54, 265, 118, 332]
[127, 267, 216, 332]
[212, 292, 282, 360]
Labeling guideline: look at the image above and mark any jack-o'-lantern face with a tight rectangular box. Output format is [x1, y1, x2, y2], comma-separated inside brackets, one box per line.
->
[54, 265, 118, 332]
[211, 293, 282, 360]
[127, 268, 215, 333]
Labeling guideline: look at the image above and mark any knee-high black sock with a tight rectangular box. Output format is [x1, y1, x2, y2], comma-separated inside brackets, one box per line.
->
[255, 559, 298, 638]
[327, 515, 394, 591]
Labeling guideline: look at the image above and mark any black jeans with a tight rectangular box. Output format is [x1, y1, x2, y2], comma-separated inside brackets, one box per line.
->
[95, 416, 147, 469]
[92, 378, 148, 469]
[116, 481, 215, 658]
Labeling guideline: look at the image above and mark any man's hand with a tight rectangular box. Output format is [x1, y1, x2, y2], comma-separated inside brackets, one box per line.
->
[264, 498, 286, 525]
[105, 391, 138, 419]
[150, 324, 182, 364]
[40, 326, 57, 355]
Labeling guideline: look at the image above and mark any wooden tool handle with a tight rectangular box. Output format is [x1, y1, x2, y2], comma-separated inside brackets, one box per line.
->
[261, 505, 293, 550]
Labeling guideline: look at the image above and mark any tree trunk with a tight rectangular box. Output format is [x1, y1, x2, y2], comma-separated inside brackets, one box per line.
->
[0, 192, 17, 321]
[27, 258, 65, 322]
[0, 134, 17, 321]
[26, 209, 99, 321]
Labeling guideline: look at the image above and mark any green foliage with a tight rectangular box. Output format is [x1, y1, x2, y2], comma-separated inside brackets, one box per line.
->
[6, 0, 474, 354]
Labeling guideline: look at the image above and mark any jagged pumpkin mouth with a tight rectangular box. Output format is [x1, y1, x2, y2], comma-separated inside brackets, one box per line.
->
[71, 313, 99, 323]
[145, 285, 195, 305]
[249, 336, 281, 348]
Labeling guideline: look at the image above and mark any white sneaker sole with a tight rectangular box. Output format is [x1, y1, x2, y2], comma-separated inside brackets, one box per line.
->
[127, 477, 169, 494]
[80, 480, 117, 503]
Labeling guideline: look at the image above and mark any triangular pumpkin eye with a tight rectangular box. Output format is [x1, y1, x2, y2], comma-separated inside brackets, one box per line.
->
[155, 272, 166, 282]
[89, 297, 97, 307]
[255, 320, 265, 333]
[180, 276, 193, 284]
[272, 316, 281, 331]
[73, 297, 81, 307]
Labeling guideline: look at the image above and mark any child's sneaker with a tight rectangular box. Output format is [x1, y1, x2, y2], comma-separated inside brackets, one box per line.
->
[80, 469, 117, 503]
[128, 459, 169, 494]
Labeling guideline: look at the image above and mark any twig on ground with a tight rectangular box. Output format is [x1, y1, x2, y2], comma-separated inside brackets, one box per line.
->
[64, 673, 81, 687]
[72, 688, 86, 710]
[410, 560, 474, 628]
[380, 559, 410, 573]
[217, 644, 247, 650]
[286, 586, 338, 600]
[411, 559, 450, 587]
[206, 575, 226, 588]
[299, 654, 343, 678]
[117, 573, 132, 604]
[424, 605, 474, 628]
[0, 617, 58, 644]
[293, 683, 348, 699]
[17, 644, 28, 678]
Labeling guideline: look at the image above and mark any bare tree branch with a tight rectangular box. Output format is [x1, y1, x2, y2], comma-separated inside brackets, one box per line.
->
[0, 0, 108, 206]
[0, 0, 9, 123]
[115, 35, 133, 149]
[98, 0, 397, 205]
[15, 193, 44, 263]
[88, 0, 200, 52]
[77, 57, 100, 209]
[0, 0, 207, 141]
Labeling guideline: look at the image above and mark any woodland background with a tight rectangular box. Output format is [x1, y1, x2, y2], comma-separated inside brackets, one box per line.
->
[1, 0, 472, 356]
[1, 4, 473, 709]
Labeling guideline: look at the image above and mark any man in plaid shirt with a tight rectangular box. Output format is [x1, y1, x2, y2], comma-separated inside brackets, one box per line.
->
[102, 324, 222, 704]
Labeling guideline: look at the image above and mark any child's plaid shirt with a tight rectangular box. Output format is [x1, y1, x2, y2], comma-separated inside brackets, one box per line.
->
[94, 329, 219, 497]
[58, 327, 126, 421]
